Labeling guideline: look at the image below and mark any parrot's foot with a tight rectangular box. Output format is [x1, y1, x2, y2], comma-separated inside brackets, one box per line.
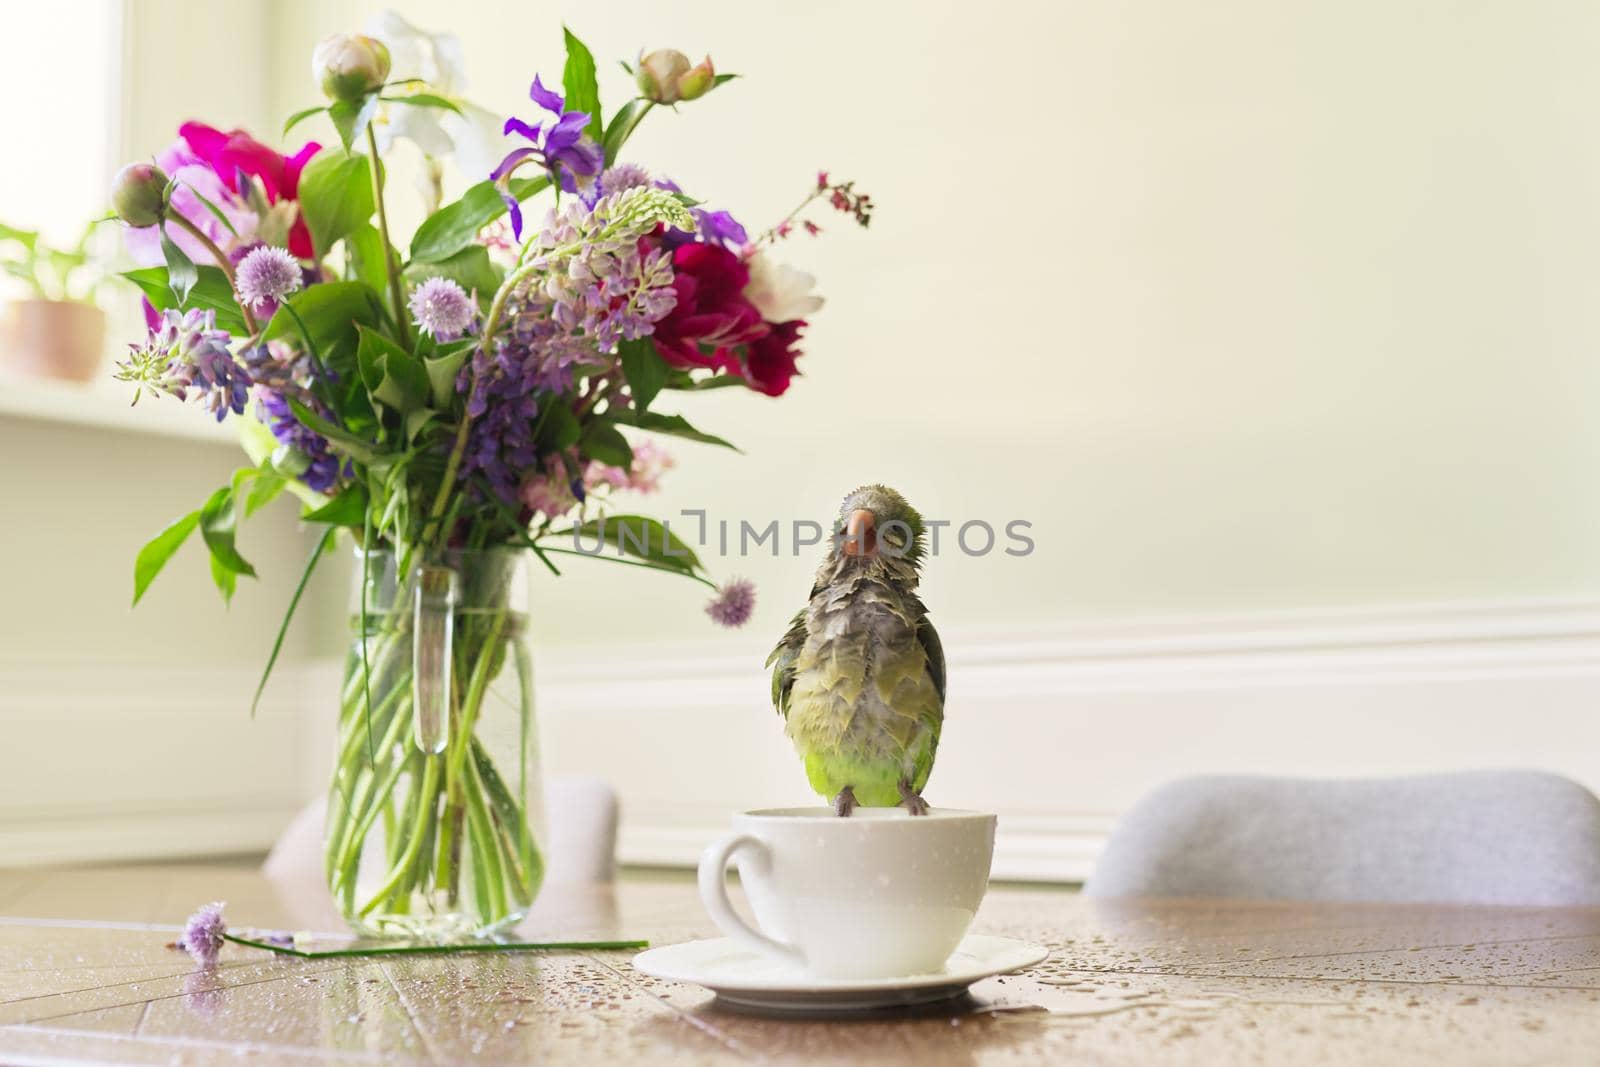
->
[832, 786, 858, 818]
[898, 780, 930, 816]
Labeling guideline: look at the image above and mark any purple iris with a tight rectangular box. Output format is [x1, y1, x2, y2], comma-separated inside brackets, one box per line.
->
[491, 75, 604, 239]
[651, 178, 748, 250]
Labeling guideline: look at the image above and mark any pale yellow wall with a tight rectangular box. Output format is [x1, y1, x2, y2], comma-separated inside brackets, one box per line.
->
[55, 0, 1600, 655]
[255, 0, 1600, 644]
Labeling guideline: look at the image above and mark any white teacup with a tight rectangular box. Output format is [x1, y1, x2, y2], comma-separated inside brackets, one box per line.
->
[697, 807, 997, 979]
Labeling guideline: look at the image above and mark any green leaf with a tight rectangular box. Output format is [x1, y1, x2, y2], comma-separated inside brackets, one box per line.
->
[199, 485, 257, 581]
[424, 339, 473, 408]
[617, 338, 668, 412]
[345, 224, 389, 294]
[244, 471, 286, 517]
[579, 419, 633, 467]
[302, 483, 368, 527]
[264, 281, 381, 352]
[561, 26, 602, 139]
[712, 73, 739, 89]
[613, 409, 739, 450]
[409, 175, 549, 263]
[298, 151, 375, 259]
[382, 92, 462, 114]
[253, 527, 335, 715]
[183, 184, 240, 238]
[356, 324, 430, 412]
[564, 514, 702, 575]
[328, 95, 380, 151]
[285, 395, 384, 465]
[284, 105, 326, 136]
[601, 99, 653, 165]
[132, 511, 200, 605]
[535, 401, 581, 450]
[230, 464, 284, 522]
[210, 553, 239, 603]
[160, 228, 198, 303]
[122, 266, 246, 334]
[403, 244, 501, 302]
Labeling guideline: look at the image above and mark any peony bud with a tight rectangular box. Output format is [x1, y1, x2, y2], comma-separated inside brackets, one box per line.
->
[110, 163, 169, 227]
[312, 33, 391, 103]
[636, 48, 691, 104]
[676, 57, 715, 102]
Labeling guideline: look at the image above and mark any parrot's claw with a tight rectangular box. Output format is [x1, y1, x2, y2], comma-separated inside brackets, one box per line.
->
[832, 786, 858, 818]
[898, 780, 930, 816]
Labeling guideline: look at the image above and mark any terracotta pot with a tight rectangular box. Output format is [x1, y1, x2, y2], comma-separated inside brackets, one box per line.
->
[2, 299, 107, 383]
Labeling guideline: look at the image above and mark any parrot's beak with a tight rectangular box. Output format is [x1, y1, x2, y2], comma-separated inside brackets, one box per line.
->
[843, 509, 877, 558]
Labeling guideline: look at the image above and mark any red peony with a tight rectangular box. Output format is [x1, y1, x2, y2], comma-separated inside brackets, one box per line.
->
[650, 242, 806, 396]
[743, 319, 806, 397]
[178, 122, 321, 259]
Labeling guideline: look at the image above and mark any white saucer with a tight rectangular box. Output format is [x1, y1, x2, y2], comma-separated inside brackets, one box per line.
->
[631, 934, 1049, 1013]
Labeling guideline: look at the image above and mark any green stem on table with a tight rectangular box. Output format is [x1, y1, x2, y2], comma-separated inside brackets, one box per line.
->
[365, 123, 410, 348]
[224, 933, 649, 959]
[165, 213, 258, 334]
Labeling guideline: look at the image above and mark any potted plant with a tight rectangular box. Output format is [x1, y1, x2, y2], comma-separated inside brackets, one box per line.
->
[0, 221, 110, 382]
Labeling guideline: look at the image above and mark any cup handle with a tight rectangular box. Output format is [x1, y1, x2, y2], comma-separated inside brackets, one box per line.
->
[697, 833, 805, 967]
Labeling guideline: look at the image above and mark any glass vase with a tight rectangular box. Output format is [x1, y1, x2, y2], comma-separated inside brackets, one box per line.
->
[324, 548, 545, 940]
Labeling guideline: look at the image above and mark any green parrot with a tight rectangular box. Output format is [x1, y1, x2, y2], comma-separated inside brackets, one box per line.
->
[766, 485, 946, 816]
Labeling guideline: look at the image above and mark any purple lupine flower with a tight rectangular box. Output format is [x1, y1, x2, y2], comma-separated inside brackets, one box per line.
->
[234, 245, 303, 313]
[238, 340, 312, 392]
[180, 901, 227, 966]
[705, 579, 756, 627]
[256, 390, 348, 493]
[113, 309, 251, 422]
[408, 276, 477, 341]
[491, 74, 604, 238]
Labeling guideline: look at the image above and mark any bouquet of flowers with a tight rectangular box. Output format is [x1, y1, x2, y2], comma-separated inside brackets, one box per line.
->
[104, 18, 871, 937]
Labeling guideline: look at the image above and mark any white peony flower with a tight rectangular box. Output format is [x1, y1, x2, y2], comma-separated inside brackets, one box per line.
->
[365, 11, 500, 180]
[742, 251, 824, 323]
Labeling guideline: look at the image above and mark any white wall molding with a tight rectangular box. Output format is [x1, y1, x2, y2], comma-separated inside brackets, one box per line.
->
[533, 597, 1600, 883]
[8, 597, 1600, 879]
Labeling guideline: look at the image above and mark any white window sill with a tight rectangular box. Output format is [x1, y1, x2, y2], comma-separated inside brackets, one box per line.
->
[0, 368, 235, 445]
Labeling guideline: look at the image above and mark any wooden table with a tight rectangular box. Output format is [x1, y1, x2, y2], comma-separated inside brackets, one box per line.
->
[3, 863, 1600, 1065]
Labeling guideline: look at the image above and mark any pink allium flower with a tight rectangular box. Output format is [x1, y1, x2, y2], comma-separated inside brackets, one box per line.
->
[706, 579, 756, 628]
[235, 246, 302, 312]
[408, 276, 476, 341]
[180, 901, 227, 966]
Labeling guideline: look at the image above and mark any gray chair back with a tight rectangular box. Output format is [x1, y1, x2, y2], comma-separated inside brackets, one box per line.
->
[1084, 770, 1600, 906]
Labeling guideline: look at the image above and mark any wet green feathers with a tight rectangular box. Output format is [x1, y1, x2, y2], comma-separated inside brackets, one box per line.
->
[765, 486, 946, 807]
